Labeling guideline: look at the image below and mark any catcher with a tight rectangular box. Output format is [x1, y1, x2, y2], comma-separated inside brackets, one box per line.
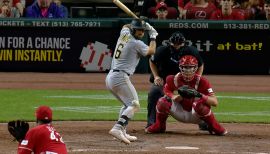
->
[8, 105, 67, 154]
[145, 54, 227, 135]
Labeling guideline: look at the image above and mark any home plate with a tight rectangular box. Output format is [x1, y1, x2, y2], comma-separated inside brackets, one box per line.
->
[165, 146, 199, 150]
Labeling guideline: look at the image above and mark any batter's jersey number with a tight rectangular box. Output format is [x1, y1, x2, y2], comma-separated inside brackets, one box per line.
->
[114, 43, 124, 59]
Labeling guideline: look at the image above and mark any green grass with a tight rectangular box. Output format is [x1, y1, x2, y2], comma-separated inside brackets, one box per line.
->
[0, 89, 270, 123]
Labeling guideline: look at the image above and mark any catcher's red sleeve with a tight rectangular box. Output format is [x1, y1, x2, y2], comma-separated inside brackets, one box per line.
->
[163, 75, 177, 98]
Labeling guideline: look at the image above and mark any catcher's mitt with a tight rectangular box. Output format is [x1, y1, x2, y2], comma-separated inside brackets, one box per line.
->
[8, 120, 29, 142]
[178, 85, 202, 98]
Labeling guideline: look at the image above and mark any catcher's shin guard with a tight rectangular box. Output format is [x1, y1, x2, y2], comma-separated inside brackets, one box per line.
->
[146, 113, 168, 133]
[156, 96, 172, 115]
[145, 97, 171, 133]
[193, 100, 227, 135]
[201, 113, 227, 136]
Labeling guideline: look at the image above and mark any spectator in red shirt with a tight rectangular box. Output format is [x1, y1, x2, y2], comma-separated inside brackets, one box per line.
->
[210, 0, 245, 19]
[18, 105, 68, 154]
[155, 2, 169, 19]
[183, 0, 217, 19]
[178, 0, 190, 18]
[140, 0, 179, 18]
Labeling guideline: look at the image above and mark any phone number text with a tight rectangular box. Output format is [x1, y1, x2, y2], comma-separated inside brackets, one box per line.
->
[31, 21, 101, 27]
[223, 23, 270, 30]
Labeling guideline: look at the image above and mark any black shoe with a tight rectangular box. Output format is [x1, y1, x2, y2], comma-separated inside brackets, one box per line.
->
[145, 123, 152, 129]
[198, 122, 209, 131]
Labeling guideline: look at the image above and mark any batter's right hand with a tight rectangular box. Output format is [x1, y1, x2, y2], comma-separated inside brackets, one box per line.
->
[154, 76, 163, 86]
[146, 22, 158, 39]
[149, 31, 158, 40]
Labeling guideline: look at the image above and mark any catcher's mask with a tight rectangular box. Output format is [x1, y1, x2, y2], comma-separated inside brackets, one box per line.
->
[179, 55, 198, 81]
[130, 19, 146, 39]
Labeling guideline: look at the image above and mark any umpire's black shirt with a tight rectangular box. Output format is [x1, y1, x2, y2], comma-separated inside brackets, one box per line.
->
[149, 45, 203, 83]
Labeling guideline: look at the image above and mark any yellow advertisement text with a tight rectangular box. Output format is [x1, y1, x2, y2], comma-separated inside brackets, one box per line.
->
[0, 49, 63, 62]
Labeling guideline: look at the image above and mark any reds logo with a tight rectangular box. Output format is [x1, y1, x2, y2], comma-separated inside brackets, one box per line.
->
[79, 41, 112, 72]
[195, 11, 207, 19]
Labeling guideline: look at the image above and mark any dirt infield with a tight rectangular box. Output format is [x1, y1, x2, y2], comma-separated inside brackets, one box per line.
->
[0, 73, 270, 154]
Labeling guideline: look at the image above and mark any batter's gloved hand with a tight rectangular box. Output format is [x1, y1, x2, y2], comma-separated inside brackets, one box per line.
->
[145, 22, 154, 31]
[146, 22, 158, 39]
[149, 31, 158, 40]
[8, 120, 29, 142]
[178, 85, 202, 98]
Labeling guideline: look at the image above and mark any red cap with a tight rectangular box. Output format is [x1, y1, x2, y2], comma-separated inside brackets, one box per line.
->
[155, 2, 168, 10]
[36, 106, 52, 121]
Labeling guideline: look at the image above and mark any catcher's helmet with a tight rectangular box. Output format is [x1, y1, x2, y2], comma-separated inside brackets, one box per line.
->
[169, 32, 186, 45]
[179, 55, 198, 81]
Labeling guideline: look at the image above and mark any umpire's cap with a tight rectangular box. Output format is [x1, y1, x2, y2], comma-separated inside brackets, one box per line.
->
[130, 18, 146, 30]
[169, 32, 186, 44]
[36, 105, 52, 121]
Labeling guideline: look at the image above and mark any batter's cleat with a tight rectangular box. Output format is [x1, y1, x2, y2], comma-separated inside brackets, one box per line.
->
[125, 133, 137, 142]
[109, 127, 130, 144]
[122, 128, 137, 142]
[123, 128, 137, 142]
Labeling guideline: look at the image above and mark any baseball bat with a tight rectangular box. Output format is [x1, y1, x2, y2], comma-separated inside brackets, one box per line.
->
[113, 0, 139, 19]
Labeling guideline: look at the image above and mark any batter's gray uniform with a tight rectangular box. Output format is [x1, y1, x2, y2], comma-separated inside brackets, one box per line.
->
[106, 26, 149, 118]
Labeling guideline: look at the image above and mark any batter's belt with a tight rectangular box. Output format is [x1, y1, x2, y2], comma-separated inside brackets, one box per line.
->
[113, 69, 130, 76]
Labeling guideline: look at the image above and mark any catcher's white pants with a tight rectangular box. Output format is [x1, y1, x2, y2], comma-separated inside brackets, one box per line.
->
[170, 101, 203, 124]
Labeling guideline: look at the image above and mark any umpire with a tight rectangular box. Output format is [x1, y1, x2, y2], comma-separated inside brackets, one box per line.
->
[146, 31, 204, 128]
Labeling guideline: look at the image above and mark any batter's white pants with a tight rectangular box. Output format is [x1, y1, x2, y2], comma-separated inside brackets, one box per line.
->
[105, 70, 139, 108]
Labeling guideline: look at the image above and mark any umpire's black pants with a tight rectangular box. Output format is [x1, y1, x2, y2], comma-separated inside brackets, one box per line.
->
[146, 84, 164, 128]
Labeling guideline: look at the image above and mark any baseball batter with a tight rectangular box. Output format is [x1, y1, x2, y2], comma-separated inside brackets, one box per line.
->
[106, 18, 158, 144]
[145, 54, 227, 136]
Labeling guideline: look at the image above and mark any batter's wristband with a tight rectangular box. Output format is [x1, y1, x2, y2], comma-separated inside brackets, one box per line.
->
[150, 38, 156, 41]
